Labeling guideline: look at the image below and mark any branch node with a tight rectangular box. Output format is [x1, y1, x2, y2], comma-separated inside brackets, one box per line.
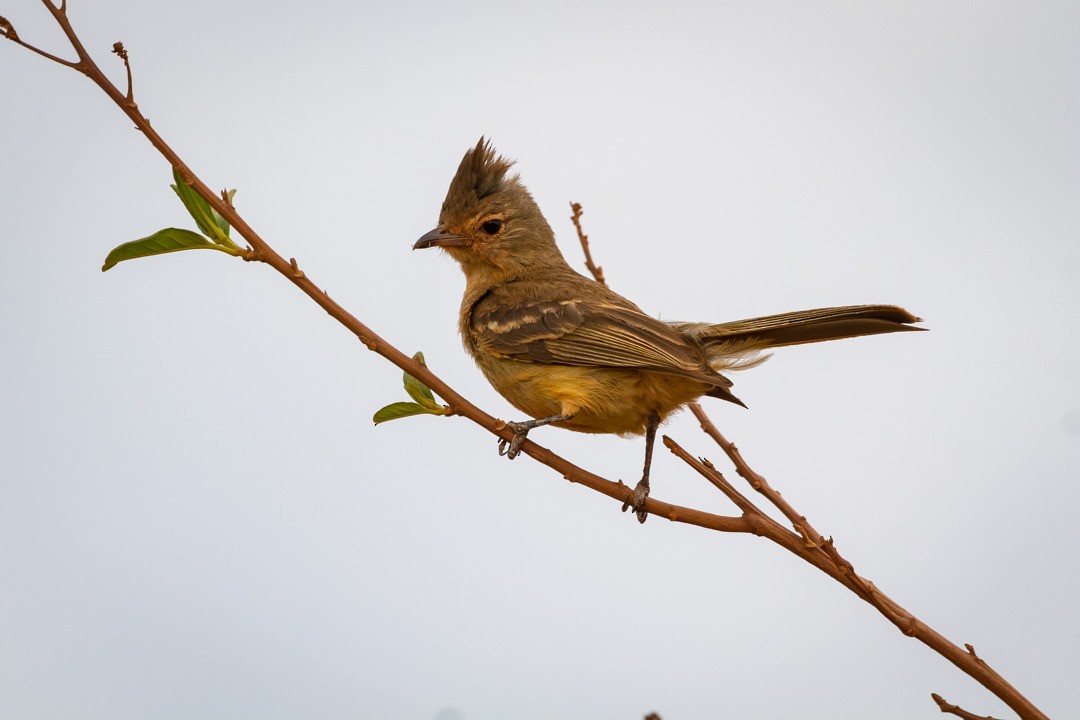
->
[0, 16, 19, 41]
[743, 512, 765, 536]
[792, 523, 818, 549]
[965, 643, 986, 665]
[289, 257, 305, 279]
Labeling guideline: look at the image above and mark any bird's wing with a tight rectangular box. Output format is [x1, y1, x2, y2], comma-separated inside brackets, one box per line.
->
[469, 293, 730, 387]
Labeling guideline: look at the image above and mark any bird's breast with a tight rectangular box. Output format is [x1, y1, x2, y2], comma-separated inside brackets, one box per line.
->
[473, 356, 711, 436]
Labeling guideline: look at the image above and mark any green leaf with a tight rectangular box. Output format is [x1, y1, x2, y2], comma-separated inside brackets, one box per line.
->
[170, 169, 240, 250]
[372, 352, 449, 425]
[372, 401, 443, 425]
[101, 227, 242, 272]
[403, 351, 438, 408]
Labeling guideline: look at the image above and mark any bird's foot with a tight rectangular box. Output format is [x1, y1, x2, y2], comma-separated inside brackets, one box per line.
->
[497, 421, 531, 460]
[621, 478, 650, 524]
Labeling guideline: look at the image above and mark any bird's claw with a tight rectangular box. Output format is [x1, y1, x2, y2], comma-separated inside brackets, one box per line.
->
[621, 479, 650, 523]
[497, 421, 530, 459]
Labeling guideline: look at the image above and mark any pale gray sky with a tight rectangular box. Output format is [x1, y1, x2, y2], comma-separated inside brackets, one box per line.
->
[2, 1, 1078, 718]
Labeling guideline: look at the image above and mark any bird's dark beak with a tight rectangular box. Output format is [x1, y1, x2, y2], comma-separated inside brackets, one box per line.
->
[413, 227, 468, 250]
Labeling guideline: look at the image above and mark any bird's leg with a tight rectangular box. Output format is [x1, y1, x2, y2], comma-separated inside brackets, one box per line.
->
[498, 414, 574, 460]
[622, 410, 660, 523]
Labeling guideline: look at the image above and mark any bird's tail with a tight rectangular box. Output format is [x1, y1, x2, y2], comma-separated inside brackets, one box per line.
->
[675, 304, 924, 372]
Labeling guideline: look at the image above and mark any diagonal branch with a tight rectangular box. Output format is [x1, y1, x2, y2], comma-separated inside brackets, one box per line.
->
[1, 13, 79, 68]
[1, 0, 748, 537]
[667, 408, 1043, 719]
[4, 8, 1049, 720]
[688, 401, 818, 543]
[932, 693, 1004, 720]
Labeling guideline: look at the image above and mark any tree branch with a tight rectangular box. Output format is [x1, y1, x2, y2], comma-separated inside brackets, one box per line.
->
[3, 8, 1050, 720]
[932, 693, 1004, 720]
[570, 201, 606, 287]
[679, 392, 1043, 718]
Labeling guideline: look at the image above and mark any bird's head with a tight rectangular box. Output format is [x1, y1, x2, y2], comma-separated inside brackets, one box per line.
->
[414, 138, 565, 283]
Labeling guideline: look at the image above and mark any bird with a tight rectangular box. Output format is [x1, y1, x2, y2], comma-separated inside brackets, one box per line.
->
[414, 138, 923, 522]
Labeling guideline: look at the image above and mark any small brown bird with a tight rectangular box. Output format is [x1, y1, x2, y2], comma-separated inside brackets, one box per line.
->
[415, 139, 922, 522]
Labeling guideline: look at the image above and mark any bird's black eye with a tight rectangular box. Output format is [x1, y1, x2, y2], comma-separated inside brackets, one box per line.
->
[481, 219, 503, 236]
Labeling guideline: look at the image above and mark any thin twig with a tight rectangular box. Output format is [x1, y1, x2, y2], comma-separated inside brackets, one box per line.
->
[0, 13, 80, 68]
[932, 693, 1003, 720]
[110, 41, 134, 104]
[570, 202, 605, 286]
[6, 17, 1050, 720]
[688, 402, 812, 533]
[569, 207, 1046, 720]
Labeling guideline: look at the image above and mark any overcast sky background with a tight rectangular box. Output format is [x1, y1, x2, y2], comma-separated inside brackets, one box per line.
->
[2, 1, 1078, 718]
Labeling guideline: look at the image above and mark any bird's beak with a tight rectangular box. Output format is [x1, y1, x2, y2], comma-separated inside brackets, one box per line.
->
[413, 227, 468, 250]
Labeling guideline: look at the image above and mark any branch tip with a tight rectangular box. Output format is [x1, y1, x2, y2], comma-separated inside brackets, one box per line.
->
[931, 691, 1002, 720]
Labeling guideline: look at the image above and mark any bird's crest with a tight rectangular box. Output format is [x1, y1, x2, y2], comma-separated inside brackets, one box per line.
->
[441, 138, 519, 221]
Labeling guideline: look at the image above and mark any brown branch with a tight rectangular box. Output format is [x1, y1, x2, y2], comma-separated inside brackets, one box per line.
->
[570, 202, 606, 286]
[663, 436, 860, 585]
[932, 693, 1004, 720]
[1, 12, 80, 68]
[564, 206, 1047, 719]
[110, 41, 134, 104]
[688, 401, 818, 541]
[668, 420, 1043, 718]
[686, 405, 1048, 718]
[7, 13, 1049, 720]
[4, 0, 752, 537]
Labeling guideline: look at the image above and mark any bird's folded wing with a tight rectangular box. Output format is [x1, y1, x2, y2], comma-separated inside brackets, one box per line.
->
[470, 296, 728, 386]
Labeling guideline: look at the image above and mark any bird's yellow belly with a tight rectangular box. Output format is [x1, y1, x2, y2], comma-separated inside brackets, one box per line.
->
[478, 360, 710, 436]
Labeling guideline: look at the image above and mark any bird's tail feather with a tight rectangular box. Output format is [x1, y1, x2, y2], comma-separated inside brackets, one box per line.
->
[675, 304, 923, 369]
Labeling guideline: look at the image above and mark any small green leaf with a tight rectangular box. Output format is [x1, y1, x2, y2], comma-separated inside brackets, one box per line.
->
[373, 401, 443, 425]
[403, 352, 438, 408]
[372, 352, 449, 425]
[101, 227, 243, 271]
[170, 169, 240, 250]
